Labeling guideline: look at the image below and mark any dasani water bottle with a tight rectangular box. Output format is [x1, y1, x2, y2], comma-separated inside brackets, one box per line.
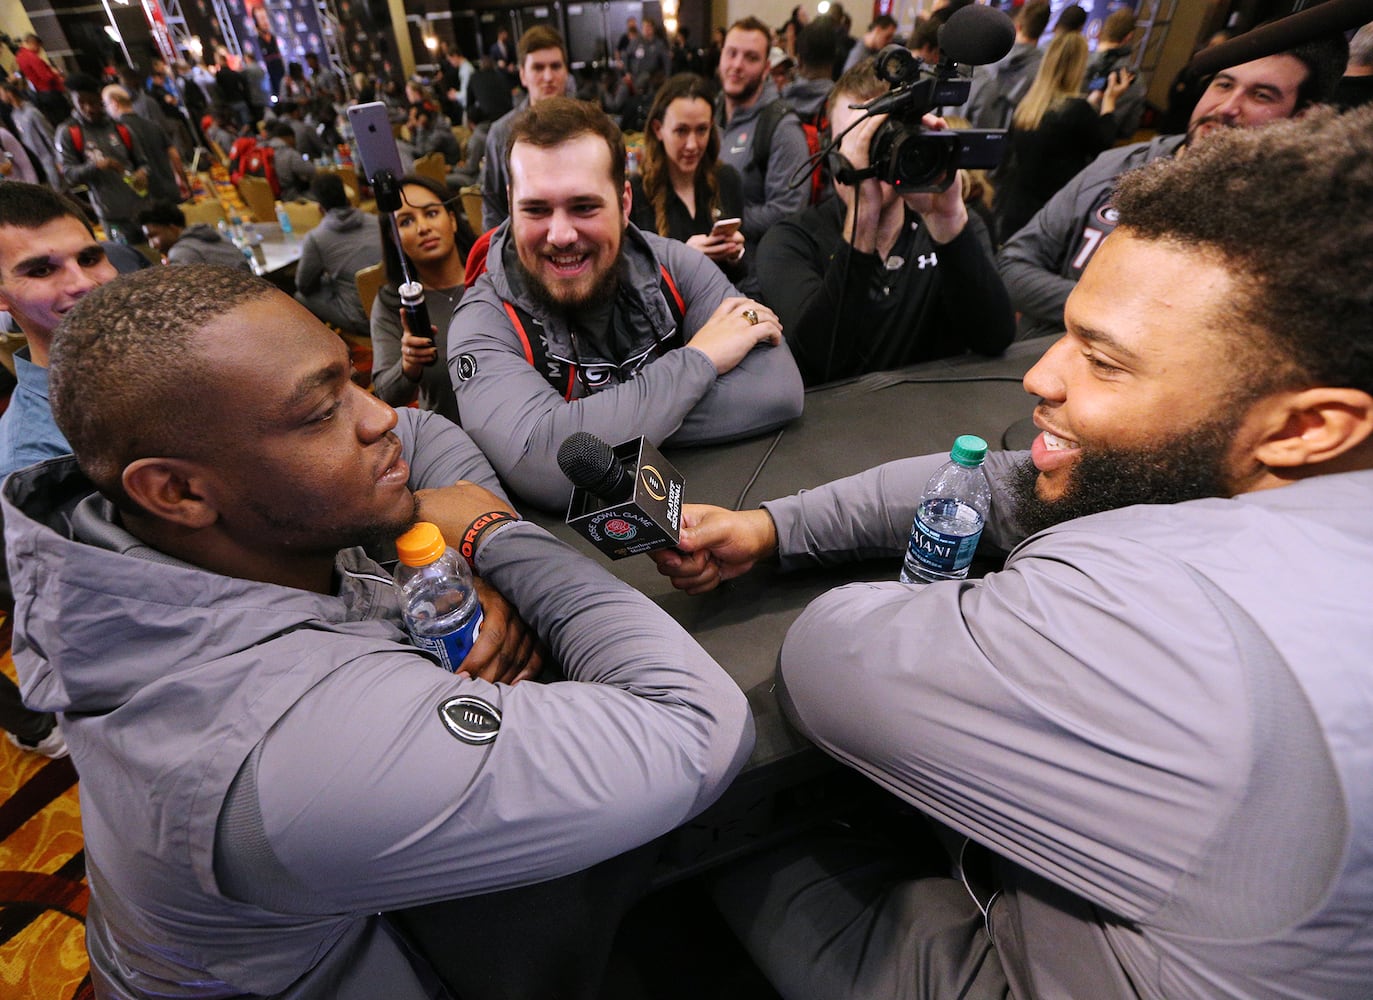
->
[900, 435, 992, 584]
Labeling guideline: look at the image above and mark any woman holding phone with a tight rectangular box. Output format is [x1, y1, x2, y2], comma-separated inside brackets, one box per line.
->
[630, 73, 745, 277]
[370, 174, 476, 424]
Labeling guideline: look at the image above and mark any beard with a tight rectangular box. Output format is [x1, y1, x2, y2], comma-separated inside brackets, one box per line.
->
[514, 238, 623, 315]
[245, 490, 420, 557]
[1008, 413, 1244, 539]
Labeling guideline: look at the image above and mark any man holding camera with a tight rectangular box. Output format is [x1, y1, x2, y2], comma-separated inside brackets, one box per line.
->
[756, 61, 1013, 385]
[998, 34, 1348, 340]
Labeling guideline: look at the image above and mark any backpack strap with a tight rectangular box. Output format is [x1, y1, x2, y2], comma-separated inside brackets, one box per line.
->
[749, 100, 795, 177]
[115, 122, 134, 156]
[503, 299, 577, 400]
[658, 265, 685, 348]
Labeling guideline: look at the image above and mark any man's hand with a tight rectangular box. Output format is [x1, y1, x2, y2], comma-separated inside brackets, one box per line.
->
[649, 505, 778, 595]
[398, 308, 439, 381]
[685, 230, 746, 264]
[460, 575, 544, 684]
[414, 481, 516, 555]
[835, 112, 887, 253]
[686, 296, 782, 376]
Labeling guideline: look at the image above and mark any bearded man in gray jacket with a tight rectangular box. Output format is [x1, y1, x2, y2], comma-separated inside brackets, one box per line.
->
[653, 108, 1373, 1000]
[4, 264, 753, 1000]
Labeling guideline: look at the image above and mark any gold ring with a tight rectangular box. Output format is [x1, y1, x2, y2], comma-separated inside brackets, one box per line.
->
[742, 308, 759, 326]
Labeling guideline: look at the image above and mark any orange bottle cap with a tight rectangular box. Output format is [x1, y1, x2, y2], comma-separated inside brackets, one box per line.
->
[395, 521, 446, 566]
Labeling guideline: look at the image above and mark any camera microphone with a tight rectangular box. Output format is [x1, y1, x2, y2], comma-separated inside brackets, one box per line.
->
[938, 5, 1016, 67]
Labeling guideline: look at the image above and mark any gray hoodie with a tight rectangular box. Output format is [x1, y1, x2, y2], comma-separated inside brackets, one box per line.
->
[4, 406, 753, 999]
[450, 221, 804, 510]
[167, 223, 252, 270]
[295, 206, 383, 329]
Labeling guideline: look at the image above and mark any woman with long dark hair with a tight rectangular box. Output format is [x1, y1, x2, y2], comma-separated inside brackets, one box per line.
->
[630, 73, 744, 275]
[370, 174, 476, 424]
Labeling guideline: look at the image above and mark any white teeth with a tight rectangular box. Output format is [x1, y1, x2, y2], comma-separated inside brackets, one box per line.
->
[1043, 432, 1079, 452]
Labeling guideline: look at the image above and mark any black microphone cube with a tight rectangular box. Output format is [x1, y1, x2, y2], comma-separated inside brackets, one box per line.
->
[565, 438, 684, 559]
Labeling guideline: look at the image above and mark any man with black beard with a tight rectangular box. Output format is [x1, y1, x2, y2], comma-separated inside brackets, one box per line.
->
[998, 32, 1347, 341]
[450, 97, 803, 511]
[652, 107, 1373, 1000]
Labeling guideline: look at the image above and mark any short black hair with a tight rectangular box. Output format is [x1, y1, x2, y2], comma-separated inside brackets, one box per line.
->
[135, 201, 186, 228]
[269, 121, 296, 140]
[0, 182, 94, 235]
[65, 72, 101, 96]
[312, 171, 349, 211]
[1284, 31, 1350, 110]
[1055, 5, 1087, 33]
[50, 265, 279, 509]
[1113, 104, 1373, 396]
[796, 20, 837, 70]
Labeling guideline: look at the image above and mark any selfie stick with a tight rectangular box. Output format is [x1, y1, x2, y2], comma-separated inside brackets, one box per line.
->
[371, 168, 434, 355]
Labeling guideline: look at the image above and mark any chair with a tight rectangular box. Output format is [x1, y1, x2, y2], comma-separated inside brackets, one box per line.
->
[355, 262, 386, 322]
[180, 199, 227, 228]
[459, 185, 483, 236]
[413, 151, 448, 187]
[235, 175, 275, 223]
[451, 125, 471, 160]
[280, 199, 322, 234]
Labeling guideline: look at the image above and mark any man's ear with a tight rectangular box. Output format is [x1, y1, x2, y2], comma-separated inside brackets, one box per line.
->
[622, 178, 633, 220]
[121, 458, 220, 530]
[1250, 387, 1373, 469]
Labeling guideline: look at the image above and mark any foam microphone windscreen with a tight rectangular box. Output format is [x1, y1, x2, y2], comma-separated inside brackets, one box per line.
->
[1189, 0, 1371, 78]
[558, 431, 629, 499]
[939, 4, 1017, 66]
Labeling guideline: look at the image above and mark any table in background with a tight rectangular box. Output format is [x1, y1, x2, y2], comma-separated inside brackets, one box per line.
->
[245, 223, 305, 288]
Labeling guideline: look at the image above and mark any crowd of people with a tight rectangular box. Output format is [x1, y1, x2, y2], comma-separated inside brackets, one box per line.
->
[2, 6, 1373, 1000]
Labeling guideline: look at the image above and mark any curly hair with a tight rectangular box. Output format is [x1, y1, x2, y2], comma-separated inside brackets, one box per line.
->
[640, 74, 721, 238]
[49, 265, 277, 508]
[1112, 105, 1373, 395]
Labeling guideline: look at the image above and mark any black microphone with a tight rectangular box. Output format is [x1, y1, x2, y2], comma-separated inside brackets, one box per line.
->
[939, 5, 1016, 66]
[1189, 0, 1371, 78]
[558, 431, 631, 504]
[558, 432, 686, 560]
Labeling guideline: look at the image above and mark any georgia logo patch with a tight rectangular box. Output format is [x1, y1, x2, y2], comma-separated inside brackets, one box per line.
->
[438, 695, 501, 744]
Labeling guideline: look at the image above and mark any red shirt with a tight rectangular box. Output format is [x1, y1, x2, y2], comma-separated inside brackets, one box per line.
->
[15, 47, 63, 93]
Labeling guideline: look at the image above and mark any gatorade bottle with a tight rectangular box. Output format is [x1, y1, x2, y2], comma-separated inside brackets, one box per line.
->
[900, 435, 993, 584]
[394, 522, 483, 671]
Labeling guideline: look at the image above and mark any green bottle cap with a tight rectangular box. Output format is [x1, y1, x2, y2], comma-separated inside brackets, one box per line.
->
[950, 434, 988, 467]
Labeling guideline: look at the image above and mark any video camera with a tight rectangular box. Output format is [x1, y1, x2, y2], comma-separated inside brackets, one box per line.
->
[828, 5, 1016, 193]
[861, 44, 1006, 193]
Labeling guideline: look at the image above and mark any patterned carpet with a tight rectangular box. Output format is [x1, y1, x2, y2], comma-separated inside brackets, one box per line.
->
[0, 619, 92, 1000]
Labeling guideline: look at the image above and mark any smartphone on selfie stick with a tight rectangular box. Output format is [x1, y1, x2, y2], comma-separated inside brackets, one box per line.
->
[347, 102, 434, 353]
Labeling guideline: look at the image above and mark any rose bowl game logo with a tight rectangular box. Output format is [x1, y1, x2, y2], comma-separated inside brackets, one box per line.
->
[604, 518, 638, 540]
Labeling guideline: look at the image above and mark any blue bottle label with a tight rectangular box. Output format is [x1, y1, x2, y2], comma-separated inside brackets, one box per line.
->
[907, 502, 983, 576]
[413, 608, 483, 672]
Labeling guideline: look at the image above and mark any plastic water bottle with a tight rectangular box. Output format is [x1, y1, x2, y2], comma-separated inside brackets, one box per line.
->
[274, 200, 294, 238]
[394, 522, 483, 672]
[900, 435, 993, 584]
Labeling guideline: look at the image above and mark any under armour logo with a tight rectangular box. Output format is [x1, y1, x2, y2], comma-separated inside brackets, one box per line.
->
[917, 253, 938, 269]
